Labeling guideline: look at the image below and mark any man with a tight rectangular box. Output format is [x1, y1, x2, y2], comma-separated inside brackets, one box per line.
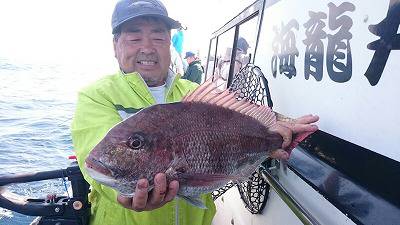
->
[71, 0, 318, 225]
[182, 51, 203, 84]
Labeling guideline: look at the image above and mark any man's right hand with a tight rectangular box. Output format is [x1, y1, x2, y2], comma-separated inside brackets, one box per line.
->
[117, 173, 179, 212]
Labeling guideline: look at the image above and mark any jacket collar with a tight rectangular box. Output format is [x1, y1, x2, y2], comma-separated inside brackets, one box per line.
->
[120, 69, 178, 86]
[119, 69, 181, 103]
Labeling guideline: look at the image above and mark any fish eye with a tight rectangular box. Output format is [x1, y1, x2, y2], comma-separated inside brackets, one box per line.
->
[127, 134, 145, 149]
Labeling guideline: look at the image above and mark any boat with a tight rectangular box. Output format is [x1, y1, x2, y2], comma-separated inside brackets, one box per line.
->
[1, 0, 399, 224]
[206, 0, 400, 224]
[0, 161, 90, 225]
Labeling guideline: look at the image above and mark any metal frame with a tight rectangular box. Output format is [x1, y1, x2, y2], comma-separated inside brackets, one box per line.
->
[259, 165, 321, 225]
[205, 0, 264, 83]
[0, 163, 90, 225]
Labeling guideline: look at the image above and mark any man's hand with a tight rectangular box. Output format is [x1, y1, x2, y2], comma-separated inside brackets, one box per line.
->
[270, 114, 319, 160]
[117, 173, 179, 212]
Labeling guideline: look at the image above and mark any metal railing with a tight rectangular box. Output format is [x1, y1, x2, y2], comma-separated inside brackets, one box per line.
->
[259, 165, 321, 225]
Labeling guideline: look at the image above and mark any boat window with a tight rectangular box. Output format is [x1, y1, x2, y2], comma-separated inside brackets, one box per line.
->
[212, 15, 259, 89]
[234, 16, 258, 74]
[205, 38, 217, 80]
[214, 28, 235, 90]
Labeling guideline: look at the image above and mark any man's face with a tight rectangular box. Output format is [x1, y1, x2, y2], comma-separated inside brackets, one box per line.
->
[186, 56, 194, 64]
[114, 17, 171, 87]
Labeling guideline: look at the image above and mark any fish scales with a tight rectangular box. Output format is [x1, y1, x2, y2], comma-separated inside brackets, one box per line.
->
[85, 81, 290, 208]
[138, 102, 279, 175]
[169, 102, 280, 173]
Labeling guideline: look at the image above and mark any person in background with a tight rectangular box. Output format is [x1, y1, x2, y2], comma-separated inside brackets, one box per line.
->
[71, 0, 319, 225]
[214, 37, 251, 89]
[182, 51, 203, 84]
[170, 45, 185, 75]
[217, 37, 250, 79]
[234, 37, 250, 73]
[172, 27, 188, 71]
[172, 27, 184, 56]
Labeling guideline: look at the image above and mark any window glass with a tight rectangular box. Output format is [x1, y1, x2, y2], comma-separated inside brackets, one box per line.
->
[214, 29, 235, 89]
[233, 16, 258, 75]
[212, 16, 259, 89]
[205, 38, 217, 80]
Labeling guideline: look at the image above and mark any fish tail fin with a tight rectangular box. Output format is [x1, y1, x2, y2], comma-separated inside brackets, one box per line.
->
[276, 113, 317, 152]
[178, 194, 207, 209]
[286, 131, 315, 152]
[183, 78, 277, 128]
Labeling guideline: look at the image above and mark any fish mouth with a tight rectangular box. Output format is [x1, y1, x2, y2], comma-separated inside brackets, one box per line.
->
[85, 156, 113, 176]
[85, 157, 118, 186]
[85, 166, 118, 187]
[85, 161, 136, 195]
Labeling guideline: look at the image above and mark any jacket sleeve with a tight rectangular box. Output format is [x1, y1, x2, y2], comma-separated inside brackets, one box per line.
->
[71, 88, 122, 204]
[194, 64, 203, 84]
[183, 65, 203, 84]
[182, 66, 191, 80]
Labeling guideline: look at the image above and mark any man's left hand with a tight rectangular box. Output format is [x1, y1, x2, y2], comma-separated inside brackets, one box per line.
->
[270, 114, 319, 160]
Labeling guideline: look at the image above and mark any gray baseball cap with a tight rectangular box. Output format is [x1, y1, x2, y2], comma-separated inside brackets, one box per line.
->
[112, 0, 181, 34]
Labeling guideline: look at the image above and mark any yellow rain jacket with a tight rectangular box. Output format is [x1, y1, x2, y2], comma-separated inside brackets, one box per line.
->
[71, 71, 216, 225]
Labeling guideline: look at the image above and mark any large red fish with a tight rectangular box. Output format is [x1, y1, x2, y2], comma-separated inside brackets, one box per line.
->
[85, 80, 316, 208]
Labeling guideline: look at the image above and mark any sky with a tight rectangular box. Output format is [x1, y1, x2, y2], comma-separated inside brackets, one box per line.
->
[0, 0, 254, 71]
[163, 0, 255, 57]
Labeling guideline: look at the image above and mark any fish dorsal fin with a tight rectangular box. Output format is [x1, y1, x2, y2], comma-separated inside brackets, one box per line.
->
[182, 79, 276, 128]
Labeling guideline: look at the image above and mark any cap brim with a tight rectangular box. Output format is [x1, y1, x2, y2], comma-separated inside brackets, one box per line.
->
[185, 54, 194, 59]
[112, 14, 181, 34]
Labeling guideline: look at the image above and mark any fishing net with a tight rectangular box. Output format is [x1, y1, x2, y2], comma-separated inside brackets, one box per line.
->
[211, 64, 274, 214]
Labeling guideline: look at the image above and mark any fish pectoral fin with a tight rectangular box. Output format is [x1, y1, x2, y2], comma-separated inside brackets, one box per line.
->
[178, 194, 207, 209]
[178, 173, 235, 186]
[166, 153, 190, 179]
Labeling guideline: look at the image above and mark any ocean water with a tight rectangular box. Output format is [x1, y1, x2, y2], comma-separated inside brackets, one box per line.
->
[0, 57, 108, 224]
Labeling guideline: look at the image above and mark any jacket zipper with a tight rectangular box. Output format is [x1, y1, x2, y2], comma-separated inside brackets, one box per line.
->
[175, 198, 179, 225]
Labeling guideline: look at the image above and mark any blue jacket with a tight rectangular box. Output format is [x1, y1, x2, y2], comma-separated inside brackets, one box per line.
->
[172, 31, 184, 55]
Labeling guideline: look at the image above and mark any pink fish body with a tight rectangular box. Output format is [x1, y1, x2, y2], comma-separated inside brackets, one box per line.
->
[85, 80, 309, 208]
